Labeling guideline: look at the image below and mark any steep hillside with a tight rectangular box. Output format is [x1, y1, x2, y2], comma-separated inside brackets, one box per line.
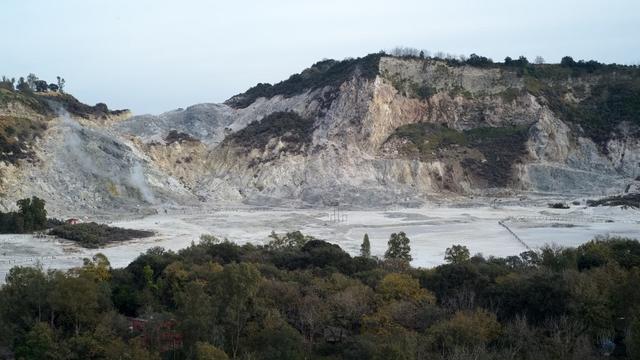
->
[2, 54, 640, 211]
[0, 88, 195, 214]
[113, 54, 640, 207]
[170, 55, 639, 206]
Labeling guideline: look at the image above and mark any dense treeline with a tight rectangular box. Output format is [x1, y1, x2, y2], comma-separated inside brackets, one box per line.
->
[225, 54, 382, 108]
[224, 49, 639, 151]
[387, 46, 639, 73]
[588, 193, 640, 209]
[0, 74, 65, 94]
[1, 230, 640, 359]
[1, 73, 127, 120]
[0, 196, 49, 234]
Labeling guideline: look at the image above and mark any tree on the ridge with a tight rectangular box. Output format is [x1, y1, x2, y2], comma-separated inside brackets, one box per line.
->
[16, 77, 30, 92]
[56, 76, 65, 93]
[384, 232, 412, 262]
[34, 80, 48, 92]
[360, 233, 371, 258]
[561, 56, 576, 67]
[26, 73, 38, 91]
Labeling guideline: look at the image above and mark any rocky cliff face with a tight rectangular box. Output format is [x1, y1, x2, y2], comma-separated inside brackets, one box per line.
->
[2, 55, 639, 211]
[0, 91, 194, 214]
[182, 55, 639, 206]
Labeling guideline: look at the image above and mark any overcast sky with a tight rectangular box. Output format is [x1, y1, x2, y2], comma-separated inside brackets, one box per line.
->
[4, 0, 640, 115]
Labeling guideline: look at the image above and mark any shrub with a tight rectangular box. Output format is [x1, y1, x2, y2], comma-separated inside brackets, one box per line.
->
[427, 309, 501, 352]
[224, 111, 314, 153]
[226, 54, 382, 108]
[548, 203, 570, 209]
[50, 222, 154, 248]
[587, 193, 640, 209]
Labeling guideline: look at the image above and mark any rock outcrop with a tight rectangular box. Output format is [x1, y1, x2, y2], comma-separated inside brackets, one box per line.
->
[1, 54, 639, 211]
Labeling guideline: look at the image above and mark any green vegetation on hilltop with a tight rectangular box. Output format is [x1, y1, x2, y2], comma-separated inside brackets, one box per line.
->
[225, 54, 382, 108]
[48, 92, 129, 119]
[386, 47, 638, 76]
[384, 49, 640, 148]
[1, 73, 128, 120]
[497, 57, 640, 149]
[540, 77, 640, 149]
[1, 231, 640, 359]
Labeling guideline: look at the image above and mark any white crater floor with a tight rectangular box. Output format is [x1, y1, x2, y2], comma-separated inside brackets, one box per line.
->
[0, 203, 638, 282]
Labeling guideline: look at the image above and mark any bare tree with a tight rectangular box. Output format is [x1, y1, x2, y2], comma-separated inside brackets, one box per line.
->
[56, 76, 66, 93]
[535, 56, 545, 64]
[390, 46, 421, 57]
[27, 73, 38, 91]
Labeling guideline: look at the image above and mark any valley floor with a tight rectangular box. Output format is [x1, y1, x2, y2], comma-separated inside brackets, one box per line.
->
[0, 200, 639, 282]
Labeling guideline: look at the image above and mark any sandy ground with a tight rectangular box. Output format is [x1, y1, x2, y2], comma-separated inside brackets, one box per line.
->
[0, 203, 638, 282]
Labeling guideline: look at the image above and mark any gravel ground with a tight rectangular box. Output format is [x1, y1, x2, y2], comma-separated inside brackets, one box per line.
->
[1, 202, 638, 282]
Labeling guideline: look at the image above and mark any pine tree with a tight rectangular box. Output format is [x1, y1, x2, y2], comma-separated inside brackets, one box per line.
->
[16, 77, 30, 92]
[384, 232, 412, 261]
[360, 233, 371, 258]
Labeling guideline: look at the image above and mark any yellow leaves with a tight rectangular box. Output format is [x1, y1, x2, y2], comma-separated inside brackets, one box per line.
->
[195, 341, 229, 360]
[378, 273, 435, 304]
[163, 262, 189, 284]
[81, 253, 111, 282]
[361, 307, 404, 336]
[106, 180, 120, 196]
[427, 309, 501, 349]
[361, 273, 436, 336]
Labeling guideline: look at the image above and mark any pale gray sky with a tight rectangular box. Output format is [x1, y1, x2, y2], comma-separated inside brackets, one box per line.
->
[4, 0, 640, 114]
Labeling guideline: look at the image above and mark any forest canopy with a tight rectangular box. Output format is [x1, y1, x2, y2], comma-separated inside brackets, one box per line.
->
[1, 232, 639, 359]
